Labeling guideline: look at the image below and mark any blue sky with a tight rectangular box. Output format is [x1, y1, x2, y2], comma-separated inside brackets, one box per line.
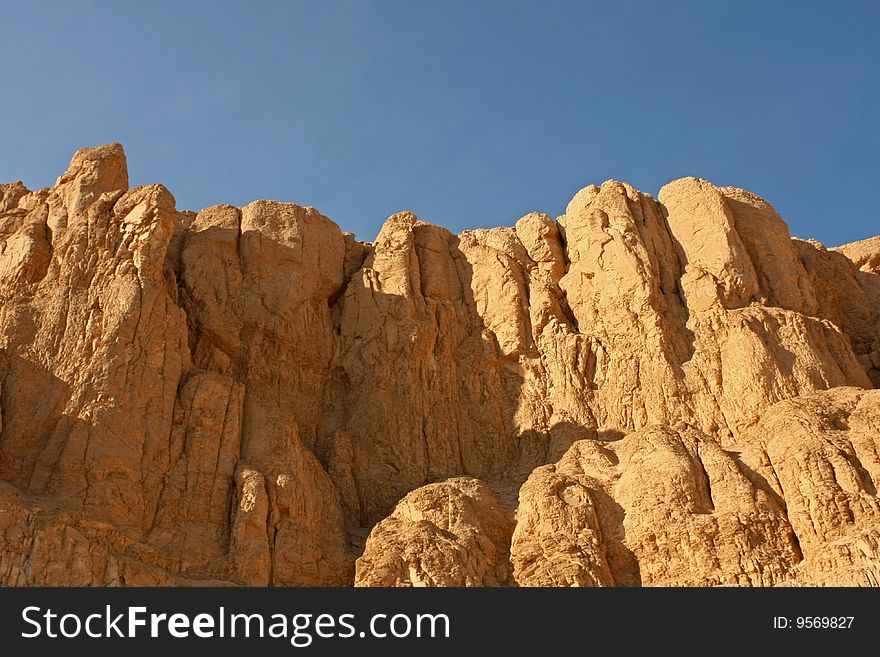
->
[1, 1, 877, 245]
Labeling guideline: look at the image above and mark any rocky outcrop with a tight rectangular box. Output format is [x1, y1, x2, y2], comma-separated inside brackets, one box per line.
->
[745, 388, 880, 585]
[0, 144, 878, 586]
[354, 477, 514, 587]
[834, 235, 880, 275]
[511, 424, 801, 587]
[509, 387, 880, 587]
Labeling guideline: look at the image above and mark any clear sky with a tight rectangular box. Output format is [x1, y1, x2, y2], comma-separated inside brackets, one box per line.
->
[1, 1, 877, 246]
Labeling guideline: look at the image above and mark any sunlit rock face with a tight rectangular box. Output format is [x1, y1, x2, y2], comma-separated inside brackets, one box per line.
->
[1, 144, 878, 586]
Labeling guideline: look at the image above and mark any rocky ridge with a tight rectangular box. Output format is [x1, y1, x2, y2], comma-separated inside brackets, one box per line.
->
[0, 144, 878, 586]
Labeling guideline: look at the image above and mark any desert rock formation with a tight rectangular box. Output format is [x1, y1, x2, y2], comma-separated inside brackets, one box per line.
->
[0, 144, 878, 586]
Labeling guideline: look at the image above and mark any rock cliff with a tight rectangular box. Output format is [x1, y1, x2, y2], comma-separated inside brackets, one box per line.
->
[0, 144, 878, 586]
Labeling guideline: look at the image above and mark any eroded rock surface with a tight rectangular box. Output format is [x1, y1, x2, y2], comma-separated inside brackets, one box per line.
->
[354, 477, 513, 587]
[1, 144, 878, 586]
[509, 387, 880, 587]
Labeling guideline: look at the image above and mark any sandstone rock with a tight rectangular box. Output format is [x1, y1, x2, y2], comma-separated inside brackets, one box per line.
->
[744, 388, 880, 585]
[510, 387, 880, 586]
[0, 144, 878, 587]
[511, 463, 615, 587]
[512, 424, 801, 586]
[354, 477, 514, 587]
[794, 239, 880, 386]
[327, 213, 521, 523]
[179, 199, 352, 585]
[834, 235, 880, 275]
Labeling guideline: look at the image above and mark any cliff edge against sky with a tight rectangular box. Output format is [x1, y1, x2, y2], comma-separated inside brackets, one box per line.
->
[0, 143, 878, 586]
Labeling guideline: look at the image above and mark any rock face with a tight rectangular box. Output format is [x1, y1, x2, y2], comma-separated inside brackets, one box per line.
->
[834, 236, 880, 276]
[354, 477, 514, 587]
[0, 144, 878, 586]
[509, 387, 880, 587]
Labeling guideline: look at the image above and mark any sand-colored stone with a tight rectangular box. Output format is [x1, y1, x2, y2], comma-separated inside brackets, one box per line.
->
[1, 144, 879, 586]
[745, 388, 880, 585]
[835, 235, 880, 276]
[354, 477, 513, 587]
[511, 424, 801, 586]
